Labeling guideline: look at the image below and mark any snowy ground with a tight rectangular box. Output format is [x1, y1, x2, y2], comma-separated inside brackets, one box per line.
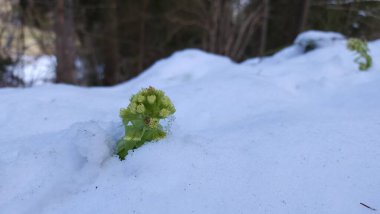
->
[1, 31, 380, 214]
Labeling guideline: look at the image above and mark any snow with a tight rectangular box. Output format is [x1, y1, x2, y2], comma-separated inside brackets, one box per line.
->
[243, 30, 345, 66]
[1, 31, 380, 214]
[294, 30, 345, 48]
[9, 55, 56, 86]
[8, 56, 87, 86]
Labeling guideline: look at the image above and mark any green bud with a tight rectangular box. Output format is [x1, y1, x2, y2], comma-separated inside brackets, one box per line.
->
[161, 96, 170, 106]
[129, 103, 137, 114]
[159, 108, 170, 117]
[137, 95, 145, 103]
[136, 104, 145, 113]
[147, 95, 156, 104]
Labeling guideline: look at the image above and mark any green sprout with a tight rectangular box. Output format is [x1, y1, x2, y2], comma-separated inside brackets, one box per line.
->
[116, 86, 176, 160]
[347, 38, 372, 71]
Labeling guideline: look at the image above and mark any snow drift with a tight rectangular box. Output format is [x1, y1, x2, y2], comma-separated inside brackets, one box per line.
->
[1, 31, 380, 214]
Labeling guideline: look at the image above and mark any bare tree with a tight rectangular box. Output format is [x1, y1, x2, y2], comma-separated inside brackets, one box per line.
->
[168, 0, 265, 61]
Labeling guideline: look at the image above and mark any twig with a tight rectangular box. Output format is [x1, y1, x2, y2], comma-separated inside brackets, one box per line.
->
[360, 202, 377, 211]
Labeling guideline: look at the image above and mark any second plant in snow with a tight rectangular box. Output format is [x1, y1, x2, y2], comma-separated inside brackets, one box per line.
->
[347, 38, 372, 71]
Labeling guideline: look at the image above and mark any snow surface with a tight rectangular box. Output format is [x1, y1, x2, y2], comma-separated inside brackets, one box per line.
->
[1, 32, 380, 214]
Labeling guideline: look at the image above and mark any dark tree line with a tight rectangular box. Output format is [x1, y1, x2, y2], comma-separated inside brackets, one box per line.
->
[0, 0, 379, 87]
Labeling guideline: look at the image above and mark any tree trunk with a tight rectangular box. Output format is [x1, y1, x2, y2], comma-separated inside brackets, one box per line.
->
[209, 0, 222, 53]
[259, 0, 269, 55]
[299, 0, 311, 33]
[55, 0, 76, 84]
[103, 0, 119, 86]
[137, 0, 147, 73]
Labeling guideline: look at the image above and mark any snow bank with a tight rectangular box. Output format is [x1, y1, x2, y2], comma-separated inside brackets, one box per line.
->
[295, 30, 345, 49]
[125, 49, 236, 89]
[1, 31, 380, 214]
[243, 30, 345, 66]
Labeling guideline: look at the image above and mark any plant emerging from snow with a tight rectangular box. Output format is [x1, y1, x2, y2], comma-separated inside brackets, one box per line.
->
[116, 86, 176, 160]
[347, 38, 372, 71]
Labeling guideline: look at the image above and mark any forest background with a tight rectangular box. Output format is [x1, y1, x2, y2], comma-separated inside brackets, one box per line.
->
[0, 0, 379, 87]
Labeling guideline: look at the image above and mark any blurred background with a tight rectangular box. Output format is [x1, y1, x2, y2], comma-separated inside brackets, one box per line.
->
[0, 0, 379, 87]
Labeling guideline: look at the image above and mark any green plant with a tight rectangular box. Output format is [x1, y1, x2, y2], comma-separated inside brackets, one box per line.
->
[347, 38, 372, 71]
[116, 86, 176, 160]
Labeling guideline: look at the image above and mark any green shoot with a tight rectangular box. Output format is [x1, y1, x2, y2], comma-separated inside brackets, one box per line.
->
[116, 87, 176, 160]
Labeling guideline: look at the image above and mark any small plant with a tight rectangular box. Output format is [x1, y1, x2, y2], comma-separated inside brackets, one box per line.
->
[347, 38, 372, 71]
[116, 86, 176, 160]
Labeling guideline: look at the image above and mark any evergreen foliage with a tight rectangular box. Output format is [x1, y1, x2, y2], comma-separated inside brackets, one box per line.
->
[116, 87, 176, 160]
[347, 38, 372, 71]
